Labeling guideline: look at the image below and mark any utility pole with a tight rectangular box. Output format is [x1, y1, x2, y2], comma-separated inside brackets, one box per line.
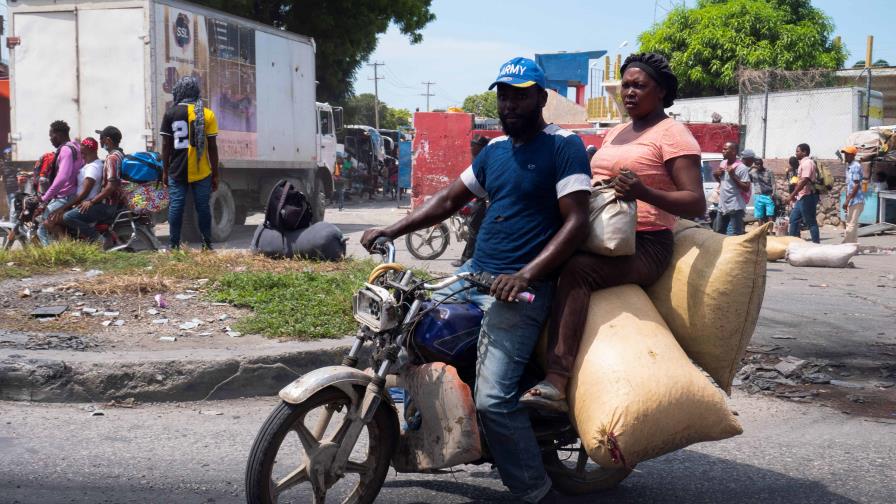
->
[864, 36, 874, 130]
[367, 62, 384, 128]
[421, 81, 435, 112]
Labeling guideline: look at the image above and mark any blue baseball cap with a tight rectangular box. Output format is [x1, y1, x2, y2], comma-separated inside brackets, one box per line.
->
[488, 57, 546, 90]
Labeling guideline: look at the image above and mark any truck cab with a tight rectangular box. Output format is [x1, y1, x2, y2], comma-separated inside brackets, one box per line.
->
[315, 102, 343, 200]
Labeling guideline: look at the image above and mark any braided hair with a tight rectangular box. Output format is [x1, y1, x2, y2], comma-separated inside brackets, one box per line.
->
[620, 53, 679, 108]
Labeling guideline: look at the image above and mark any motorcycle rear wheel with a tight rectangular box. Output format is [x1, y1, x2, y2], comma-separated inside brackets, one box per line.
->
[405, 222, 450, 260]
[543, 442, 632, 495]
[111, 223, 159, 252]
[245, 387, 397, 504]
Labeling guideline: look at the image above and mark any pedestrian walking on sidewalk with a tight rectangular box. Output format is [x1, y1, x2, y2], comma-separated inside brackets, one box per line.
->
[841, 146, 864, 244]
[750, 157, 775, 224]
[786, 143, 820, 243]
[713, 144, 751, 235]
[161, 76, 220, 250]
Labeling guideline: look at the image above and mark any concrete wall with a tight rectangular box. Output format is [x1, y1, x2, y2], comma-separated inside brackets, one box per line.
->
[667, 87, 884, 160]
[668, 95, 739, 124]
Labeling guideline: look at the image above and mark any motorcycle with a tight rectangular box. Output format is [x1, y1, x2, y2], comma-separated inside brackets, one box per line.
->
[404, 200, 482, 260]
[245, 239, 631, 503]
[1, 187, 161, 252]
[1, 189, 42, 249]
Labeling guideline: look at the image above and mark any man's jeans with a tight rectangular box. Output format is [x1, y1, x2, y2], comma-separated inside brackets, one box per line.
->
[789, 193, 820, 243]
[434, 260, 554, 503]
[168, 176, 212, 248]
[37, 195, 74, 245]
[334, 178, 345, 210]
[6, 193, 16, 224]
[715, 209, 745, 236]
[63, 203, 120, 242]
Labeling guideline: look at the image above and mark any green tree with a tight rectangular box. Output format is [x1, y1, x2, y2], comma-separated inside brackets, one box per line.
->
[194, 0, 435, 102]
[343, 94, 411, 129]
[638, 0, 847, 97]
[462, 91, 498, 118]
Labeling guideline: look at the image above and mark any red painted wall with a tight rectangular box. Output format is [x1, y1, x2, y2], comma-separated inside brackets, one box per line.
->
[411, 112, 475, 208]
[410, 112, 739, 207]
[0, 80, 9, 150]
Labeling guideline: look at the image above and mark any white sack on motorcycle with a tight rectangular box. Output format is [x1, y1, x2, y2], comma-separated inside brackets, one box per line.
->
[569, 285, 742, 469]
[647, 221, 770, 392]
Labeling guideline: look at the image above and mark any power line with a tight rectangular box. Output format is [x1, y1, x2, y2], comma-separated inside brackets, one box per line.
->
[421, 81, 436, 112]
[367, 61, 385, 128]
[384, 66, 418, 89]
[434, 84, 463, 106]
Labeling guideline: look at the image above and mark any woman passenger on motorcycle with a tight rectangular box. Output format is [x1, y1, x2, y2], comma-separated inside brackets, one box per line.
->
[521, 53, 706, 412]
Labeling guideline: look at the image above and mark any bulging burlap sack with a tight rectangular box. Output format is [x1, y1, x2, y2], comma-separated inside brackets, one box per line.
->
[647, 221, 770, 393]
[570, 285, 742, 469]
[766, 236, 806, 261]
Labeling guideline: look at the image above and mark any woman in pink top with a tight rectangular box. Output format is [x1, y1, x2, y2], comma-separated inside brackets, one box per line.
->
[521, 53, 706, 412]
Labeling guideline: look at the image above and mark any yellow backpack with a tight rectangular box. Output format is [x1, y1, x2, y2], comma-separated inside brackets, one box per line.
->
[812, 159, 833, 194]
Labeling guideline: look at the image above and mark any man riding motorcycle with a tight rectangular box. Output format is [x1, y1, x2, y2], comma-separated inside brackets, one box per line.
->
[361, 56, 591, 504]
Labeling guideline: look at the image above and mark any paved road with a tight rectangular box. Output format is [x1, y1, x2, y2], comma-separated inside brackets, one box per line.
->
[157, 197, 467, 272]
[1, 392, 894, 503]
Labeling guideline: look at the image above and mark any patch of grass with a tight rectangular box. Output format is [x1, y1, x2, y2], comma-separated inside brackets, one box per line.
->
[0, 240, 151, 279]
[209, 260, 373, 340]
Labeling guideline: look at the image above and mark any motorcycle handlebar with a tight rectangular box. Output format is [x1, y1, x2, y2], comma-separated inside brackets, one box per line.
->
[422, 272, 535, 304]
[370, 237, 396, 264]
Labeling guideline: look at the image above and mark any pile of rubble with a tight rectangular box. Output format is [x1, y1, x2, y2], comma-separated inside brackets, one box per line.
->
[735, 353, 895, 401]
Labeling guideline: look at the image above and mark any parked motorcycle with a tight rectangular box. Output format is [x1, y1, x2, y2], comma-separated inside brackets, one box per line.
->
[245, 239, 631, 503]
[404, 200, 481, 260]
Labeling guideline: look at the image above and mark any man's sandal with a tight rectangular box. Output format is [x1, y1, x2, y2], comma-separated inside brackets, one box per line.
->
[519, 381, 569, 412]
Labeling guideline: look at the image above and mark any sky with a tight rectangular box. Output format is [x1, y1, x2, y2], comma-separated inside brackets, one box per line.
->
[352, 0, 896, 112]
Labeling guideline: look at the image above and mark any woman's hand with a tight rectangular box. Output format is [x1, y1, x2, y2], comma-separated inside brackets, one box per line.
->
[615, 169, 648, 201]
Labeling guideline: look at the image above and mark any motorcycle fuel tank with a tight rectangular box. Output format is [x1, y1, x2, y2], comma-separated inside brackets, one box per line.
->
[410, 302, 483, 369]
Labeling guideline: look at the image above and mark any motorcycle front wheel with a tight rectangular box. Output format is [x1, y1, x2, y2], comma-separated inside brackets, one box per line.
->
[405, 222, 450, 260]
[245, 386, 397, 504]
[543, 441, 632, 495]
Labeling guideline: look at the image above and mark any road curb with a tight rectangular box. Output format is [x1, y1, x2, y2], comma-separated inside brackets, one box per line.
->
[0, 338, 362, 403]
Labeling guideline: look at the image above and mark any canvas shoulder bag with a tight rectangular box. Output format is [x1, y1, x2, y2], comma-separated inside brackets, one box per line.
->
[580, 178, 637, 256]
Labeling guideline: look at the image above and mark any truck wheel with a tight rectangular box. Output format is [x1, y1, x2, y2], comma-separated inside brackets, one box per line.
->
[182, 182, 236, 243]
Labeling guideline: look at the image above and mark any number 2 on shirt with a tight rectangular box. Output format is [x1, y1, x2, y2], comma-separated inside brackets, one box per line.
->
[172, 120, 189, 149]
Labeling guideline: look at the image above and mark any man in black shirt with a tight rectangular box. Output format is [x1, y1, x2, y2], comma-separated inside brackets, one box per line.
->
[160, 76, 219, 250]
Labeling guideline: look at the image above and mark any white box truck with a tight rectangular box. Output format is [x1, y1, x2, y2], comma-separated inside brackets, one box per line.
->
[7, 0, 342, 241]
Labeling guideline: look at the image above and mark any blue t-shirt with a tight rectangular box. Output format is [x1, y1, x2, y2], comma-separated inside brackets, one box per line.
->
[846, 161, 864, 206]
[460, 124, 591, 274]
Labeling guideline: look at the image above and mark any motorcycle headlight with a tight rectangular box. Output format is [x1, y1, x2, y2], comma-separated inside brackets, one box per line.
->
[352, 283, 401, 332]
